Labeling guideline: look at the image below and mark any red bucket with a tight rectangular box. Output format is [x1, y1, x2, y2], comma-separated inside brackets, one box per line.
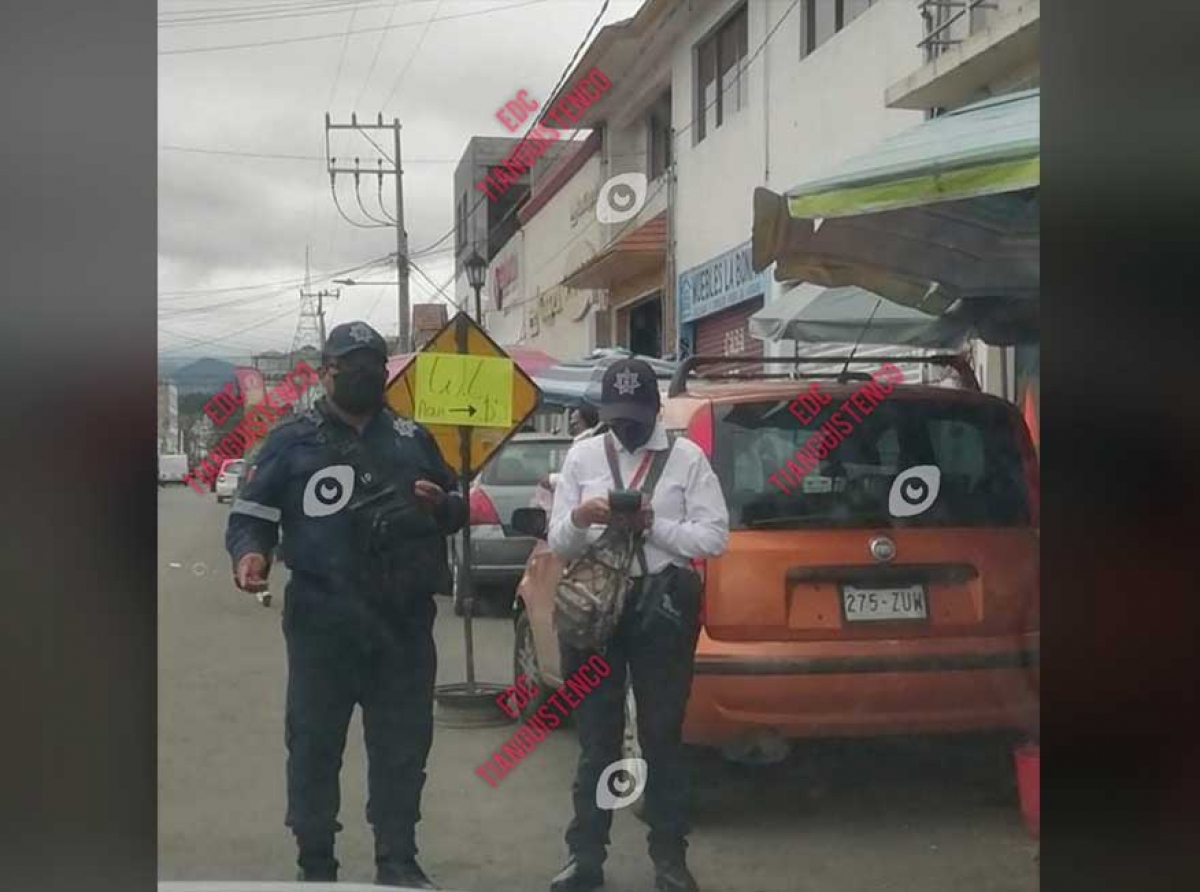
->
[1014, 743, 1040, 838]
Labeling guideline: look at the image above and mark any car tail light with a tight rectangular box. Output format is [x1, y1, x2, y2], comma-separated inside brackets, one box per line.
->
[684, 403, 714, 458]
[469, 487, 501, 525]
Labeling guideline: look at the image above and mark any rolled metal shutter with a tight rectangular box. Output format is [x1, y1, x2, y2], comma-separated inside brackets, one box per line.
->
[693, 296, 765, 357]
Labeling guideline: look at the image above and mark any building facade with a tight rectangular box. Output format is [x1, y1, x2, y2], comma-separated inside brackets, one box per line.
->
[454, 0, 1037, 401]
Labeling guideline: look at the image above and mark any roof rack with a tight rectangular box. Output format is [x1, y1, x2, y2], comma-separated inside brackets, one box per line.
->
[667, 354, 980, 397]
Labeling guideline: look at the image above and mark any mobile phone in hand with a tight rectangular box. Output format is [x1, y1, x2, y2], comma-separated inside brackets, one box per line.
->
[608, 488, 642, 514]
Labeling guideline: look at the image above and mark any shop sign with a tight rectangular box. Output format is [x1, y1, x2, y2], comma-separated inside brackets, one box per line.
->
[492, 254, 520, 309]
[537, 285, 567, 322]
[677, 240, 767, 324]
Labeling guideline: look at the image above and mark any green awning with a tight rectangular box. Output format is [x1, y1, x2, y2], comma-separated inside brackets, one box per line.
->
[785, 89, 1039, 218]
[753, 89, 1040, 316]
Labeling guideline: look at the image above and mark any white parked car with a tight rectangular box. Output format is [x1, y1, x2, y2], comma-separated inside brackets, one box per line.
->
[215, 459, 247, 503]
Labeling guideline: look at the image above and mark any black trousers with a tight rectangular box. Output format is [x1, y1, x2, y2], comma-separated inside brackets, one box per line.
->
[559, 566, 703, 867]
[282, 593, 437, 876]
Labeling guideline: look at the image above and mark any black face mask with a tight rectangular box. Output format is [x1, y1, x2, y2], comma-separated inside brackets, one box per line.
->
[331, 365, 386, 415]
[608, 418, 654, 452]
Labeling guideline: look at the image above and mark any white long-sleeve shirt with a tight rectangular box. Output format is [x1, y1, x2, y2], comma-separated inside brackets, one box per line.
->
[548, 422, 730, 574]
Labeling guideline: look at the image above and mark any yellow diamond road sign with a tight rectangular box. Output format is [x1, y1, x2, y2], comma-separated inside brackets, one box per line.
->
[385, 311, 542, 479]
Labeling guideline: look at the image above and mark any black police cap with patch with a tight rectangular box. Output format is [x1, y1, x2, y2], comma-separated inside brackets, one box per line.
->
[598, 358, 661, 425]
[324, 321, 389, 359]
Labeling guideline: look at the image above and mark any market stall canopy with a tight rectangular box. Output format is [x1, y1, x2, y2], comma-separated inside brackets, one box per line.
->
[532, 348, 676, 407]
[749, 283, 970, 348]
[752, 89, 1040, 316]
[750, 282, 1037, 347]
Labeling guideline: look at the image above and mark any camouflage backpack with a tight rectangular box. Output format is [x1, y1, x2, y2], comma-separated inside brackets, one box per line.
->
[553, 433, 676, 651]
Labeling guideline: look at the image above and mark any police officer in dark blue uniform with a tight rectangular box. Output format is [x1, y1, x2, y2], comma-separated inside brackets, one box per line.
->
[225, 321, 466, 887]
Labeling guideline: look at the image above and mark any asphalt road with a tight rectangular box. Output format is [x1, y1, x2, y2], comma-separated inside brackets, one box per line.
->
[159, 486, 1038, 892]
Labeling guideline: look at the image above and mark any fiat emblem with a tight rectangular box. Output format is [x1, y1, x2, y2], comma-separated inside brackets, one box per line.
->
[869, 535, 896, 563]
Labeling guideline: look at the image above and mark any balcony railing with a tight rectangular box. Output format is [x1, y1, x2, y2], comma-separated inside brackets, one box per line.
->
[917, 0, 1000, 63]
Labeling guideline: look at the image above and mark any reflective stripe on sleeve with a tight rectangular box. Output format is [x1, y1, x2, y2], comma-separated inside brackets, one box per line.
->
[231, 499, 282, 523]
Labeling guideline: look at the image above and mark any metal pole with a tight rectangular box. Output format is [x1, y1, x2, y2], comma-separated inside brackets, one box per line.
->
[393, 118, 411, 352]
[473, 283, 482, 326]
[455, 313, 477, 690]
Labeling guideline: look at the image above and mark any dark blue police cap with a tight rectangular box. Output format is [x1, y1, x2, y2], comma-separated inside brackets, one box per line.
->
[324, 321, 389, 359]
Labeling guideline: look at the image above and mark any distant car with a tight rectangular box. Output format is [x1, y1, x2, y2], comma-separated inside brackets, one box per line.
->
[215, 459, 247, 503]
[449, 433, 573, 615]
[511, 358, 1040, 761]
[158, 453, 189, 485]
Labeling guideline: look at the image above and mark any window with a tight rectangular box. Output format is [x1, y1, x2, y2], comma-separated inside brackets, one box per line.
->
[712, 398, 1031, 530]
[695, 4, 748, 143]
[647, 90, 673, 181]
[800, 0, 873, 59]
[479, 441, 572, 486]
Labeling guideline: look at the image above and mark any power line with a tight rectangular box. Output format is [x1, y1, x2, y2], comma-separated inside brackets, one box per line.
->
[354, 174, 394, 226]
[467, 0, 801, 310]
[405, 0, 612, 260]
[325, 0, 362, 112]
[329, 174, 390, 229]
[376, 0, 444, 111]
[159, 145, 459, 164]
[158, 253, 395, 299]
[160, 1, 399, 29]
[159, 0, 552, 55]
[353, 0, 404, 110]
[159, 303, 303, 354]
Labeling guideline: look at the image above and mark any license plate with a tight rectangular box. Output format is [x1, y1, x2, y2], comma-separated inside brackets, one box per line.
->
[842, 584, 928, 622]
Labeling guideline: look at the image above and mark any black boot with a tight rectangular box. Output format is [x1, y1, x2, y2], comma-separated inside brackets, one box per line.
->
[549, 855, 605, 892]
[295, 836, 338, 882]
[653, 857, 698, 892]
[375, 831, 437, 889]
[377, 856, 438, 889]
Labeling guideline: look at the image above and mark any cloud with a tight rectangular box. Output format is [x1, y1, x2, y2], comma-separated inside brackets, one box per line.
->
[158, 0, 643, 357]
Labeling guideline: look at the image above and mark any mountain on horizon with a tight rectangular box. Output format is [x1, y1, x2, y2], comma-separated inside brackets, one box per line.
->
[162, 357, 240, 394]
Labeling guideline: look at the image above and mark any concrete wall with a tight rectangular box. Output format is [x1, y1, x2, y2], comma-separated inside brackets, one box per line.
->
[518, 152, 606, 359]
[667, 0, 925, 357]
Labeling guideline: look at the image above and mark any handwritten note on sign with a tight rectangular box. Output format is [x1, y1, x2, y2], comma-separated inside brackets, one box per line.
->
[413, 353, 514, 428]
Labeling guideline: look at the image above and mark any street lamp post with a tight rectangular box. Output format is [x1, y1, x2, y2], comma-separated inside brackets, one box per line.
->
[463, 250, 487, 326]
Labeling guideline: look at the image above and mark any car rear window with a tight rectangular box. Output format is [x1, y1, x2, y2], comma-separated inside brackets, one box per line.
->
[224, 461, 246, 475]
[713, 397, 1031, 530]
[479, 441, 572, 486]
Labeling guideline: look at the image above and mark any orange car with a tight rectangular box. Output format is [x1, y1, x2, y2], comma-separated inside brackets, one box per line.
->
[511, 357, 1039, 755]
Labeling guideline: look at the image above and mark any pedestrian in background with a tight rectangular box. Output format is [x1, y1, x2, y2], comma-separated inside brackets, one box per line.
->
[225, 321, 466, 887]
[545, 358, 730, 892]
[568, 403, 604, 441]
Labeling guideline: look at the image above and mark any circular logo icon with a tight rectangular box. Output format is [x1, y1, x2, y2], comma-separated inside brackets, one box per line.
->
[888, 465, 942, 518]
[595, 172, 648, 225]
[595, 757, 648, 811]
[302, 465, 355, 517]
[868, 535, 897, 563]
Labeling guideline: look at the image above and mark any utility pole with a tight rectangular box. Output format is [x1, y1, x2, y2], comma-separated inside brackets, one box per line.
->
[325, 113, 410, 351]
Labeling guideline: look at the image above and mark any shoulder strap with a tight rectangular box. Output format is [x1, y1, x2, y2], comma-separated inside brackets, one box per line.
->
[638, 431, 678, 498]
[632, 432, 678, 576]
[603, 433, 624, 489]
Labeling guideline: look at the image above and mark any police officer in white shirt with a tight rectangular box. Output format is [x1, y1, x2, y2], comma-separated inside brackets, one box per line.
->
[547, 358, 729, 892]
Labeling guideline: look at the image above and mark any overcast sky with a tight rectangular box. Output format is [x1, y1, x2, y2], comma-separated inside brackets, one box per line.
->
[158, 0, 642, 364]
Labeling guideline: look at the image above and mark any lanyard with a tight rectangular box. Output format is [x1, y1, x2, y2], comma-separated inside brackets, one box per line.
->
[628, 451, 655, 489]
